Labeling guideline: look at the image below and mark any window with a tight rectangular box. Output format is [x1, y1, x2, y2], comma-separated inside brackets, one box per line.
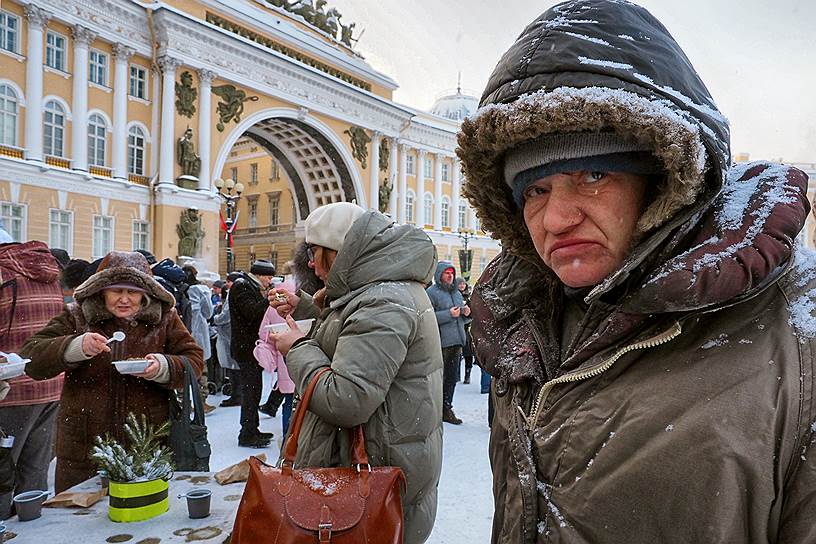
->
[0, 10, 19, 54]
[458, 202, 467, 230]
[231, 167, 238, 181]
[49, 209, 72, 251]
[423, 157, 432, 178]
[88, 113, 106, 167]
[442, 163, 450, 182]
[250, 163, 258, 185]
[248, 199, 257, 229]
[0, 202, 24, 242]
[270, 160, 280, 181]
[45, 31, 66, 71]
[44, 100, 65, 157]
[92, 215, 113, 258]
[269, 251, 278, 269]
[89, 50, 108, 86]
[0, 84, 17, 146]
[423, 194, 433, 225]
[441, 197, 450, 228]
[269, 195, 280, 226]
[127, 126, 146, 175]
[406, 155, 415, 175]
[473, 214, 481, 232]
[129, 65, 146, 99]
[405, 192, 415, 224]
[132, 220, 149, 251]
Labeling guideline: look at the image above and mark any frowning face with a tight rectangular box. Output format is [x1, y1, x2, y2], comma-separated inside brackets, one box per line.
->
[522, 171, 647, 288]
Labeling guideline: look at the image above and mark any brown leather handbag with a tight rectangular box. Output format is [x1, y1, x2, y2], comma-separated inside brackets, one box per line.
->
[232, 368, 407, 543]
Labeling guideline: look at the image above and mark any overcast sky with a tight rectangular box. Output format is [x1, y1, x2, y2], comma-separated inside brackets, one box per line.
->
[329, 0, 815, 163]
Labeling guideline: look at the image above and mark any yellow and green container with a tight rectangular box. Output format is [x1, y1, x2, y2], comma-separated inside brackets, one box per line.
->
[108, 478, 169, 522]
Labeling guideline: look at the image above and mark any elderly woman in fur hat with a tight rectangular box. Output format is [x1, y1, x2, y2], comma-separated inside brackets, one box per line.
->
[22, 251, 203, 493]
[460, 1, 815, 542]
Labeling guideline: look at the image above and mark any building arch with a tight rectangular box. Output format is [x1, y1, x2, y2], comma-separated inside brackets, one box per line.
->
[43, 95, 72, 120]
[213, 107, 366, 222]
[0, 79, 26, 107]
[88, 108, 113, 130]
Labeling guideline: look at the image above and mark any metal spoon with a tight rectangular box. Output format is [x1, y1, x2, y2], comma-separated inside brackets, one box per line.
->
[106, 331, 126, 344]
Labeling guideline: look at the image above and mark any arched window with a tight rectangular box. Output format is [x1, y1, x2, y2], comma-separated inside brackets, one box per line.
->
[458, 202, 467, 230]
[441, 196, 450, 228]
[405, 191, 415, 224]
[44, 100, 65, 157]
[127, 126, 146, 175]
[0, 84, 18, 146]
[88, 113, 107, 167]
[423, 194, 433, 226]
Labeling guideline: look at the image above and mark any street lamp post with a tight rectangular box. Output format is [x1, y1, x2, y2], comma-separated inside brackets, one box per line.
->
[214, 177, 244, 274]
[457, 229, 475, 283]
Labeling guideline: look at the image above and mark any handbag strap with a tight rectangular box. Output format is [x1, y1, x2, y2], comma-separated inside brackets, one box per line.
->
[282, 367, 369, 469]
[179, 357, 205, 426]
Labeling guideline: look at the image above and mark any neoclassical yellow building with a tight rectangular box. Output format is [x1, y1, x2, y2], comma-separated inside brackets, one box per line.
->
[0, 0, 500, 280]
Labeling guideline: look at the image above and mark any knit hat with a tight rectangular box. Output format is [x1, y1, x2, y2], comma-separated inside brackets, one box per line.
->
[504, 132, 664, 207]
[305, 202, 367, 252]
[103, 282, 146, 293]
[250, 260, 276, 276]
[50, 248, 70, 269]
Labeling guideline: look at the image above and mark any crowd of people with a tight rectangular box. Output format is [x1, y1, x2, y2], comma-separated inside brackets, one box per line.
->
[2, 1, 816, 542]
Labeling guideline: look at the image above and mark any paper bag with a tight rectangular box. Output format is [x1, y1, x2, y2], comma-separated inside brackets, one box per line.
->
[215, 453, 267, 485]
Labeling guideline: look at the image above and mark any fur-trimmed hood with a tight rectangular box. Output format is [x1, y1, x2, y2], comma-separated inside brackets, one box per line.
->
[457, 0, 730, 261]
[73, 251, 175, 325]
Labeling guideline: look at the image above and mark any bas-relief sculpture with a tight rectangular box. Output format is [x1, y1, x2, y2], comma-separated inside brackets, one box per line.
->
[212, 84, 260, 132]
[257, 0, 357, 45]
[176, 128, 201, 189]
[344, 126, 371, 170]
[175, 71, 198, 118]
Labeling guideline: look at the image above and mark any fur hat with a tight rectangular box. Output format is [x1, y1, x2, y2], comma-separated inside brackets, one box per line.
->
[305, 202, 367, 252]
[74, 251, 175, 308]
[250, 260, 276, 276]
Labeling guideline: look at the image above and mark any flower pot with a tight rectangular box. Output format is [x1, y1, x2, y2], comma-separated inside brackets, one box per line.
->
[180, 488, 211, 519]
[108, 478, 169, 523]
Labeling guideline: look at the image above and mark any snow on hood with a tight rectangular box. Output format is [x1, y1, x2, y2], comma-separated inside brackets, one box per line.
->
[457, 0, 730, 261]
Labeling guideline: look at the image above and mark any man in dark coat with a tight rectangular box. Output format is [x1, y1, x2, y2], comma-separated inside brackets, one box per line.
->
[426, 262, 470, 424]
[228, 260, 276, 448]
[458, 1, 816, 542]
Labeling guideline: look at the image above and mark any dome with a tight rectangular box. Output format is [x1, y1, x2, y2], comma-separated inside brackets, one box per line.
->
[430, 88, 479, 122]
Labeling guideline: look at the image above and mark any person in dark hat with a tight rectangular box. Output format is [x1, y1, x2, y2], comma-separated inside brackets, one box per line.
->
[49, 248, 70, 270]
[21, 251, 204, 492]
[228, 260, 277, 448]
[60, 258, 90, 304]
[459, 1, 815, 540]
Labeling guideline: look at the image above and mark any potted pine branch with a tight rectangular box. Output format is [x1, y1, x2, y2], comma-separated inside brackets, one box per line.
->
[90, 413, 174, 522]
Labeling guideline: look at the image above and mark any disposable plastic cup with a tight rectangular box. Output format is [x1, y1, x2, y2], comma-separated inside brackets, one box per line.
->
[13, 490, 48, 521]
[182, 489, 211, 519]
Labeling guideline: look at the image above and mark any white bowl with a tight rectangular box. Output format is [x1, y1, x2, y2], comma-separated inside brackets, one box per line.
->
[0, 361, 28, 380]
[265, 318, 315, 334]
[112, 359, 150, 374]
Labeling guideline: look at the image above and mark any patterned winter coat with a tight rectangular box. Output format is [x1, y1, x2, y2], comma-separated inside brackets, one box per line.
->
[22, 251, 203, 492]
[457, 1, 816, 542]
[0, 241, 64, 406]
[286, 211, 443, 544]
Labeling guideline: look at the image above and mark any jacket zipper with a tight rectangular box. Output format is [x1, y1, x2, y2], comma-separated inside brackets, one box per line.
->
[518, 321, 682, 430]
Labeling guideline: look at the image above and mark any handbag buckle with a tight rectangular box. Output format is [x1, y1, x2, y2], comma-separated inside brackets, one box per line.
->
[318, 522, 332, 543]
[355, 463, 371, 473]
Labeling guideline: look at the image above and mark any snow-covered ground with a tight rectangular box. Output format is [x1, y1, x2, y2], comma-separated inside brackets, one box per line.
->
[208, 370, 494, 543]
[44, 368, 495, 542]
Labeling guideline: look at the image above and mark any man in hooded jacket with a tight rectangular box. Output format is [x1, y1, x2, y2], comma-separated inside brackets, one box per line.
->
[457, 1, 816, 542]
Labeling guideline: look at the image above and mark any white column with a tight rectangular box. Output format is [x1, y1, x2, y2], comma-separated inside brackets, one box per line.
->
[197, 69, 216, 191]
[398, 144, 408, 224]
[111, 43, 133, 180]
[150, 67, 160, 177]
[433, 153, 443, 229]
[416, 149, 426, 227]
[70, 25, 95, 172]
[388, 137, 398, 217]
[451, 158, 462, 231]
[369, 131, 381, 211]
[23, 5, 51, 162]
[157, 56, 181, 189]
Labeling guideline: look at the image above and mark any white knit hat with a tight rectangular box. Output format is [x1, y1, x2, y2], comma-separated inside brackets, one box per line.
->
[305, 202, 367, 252]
